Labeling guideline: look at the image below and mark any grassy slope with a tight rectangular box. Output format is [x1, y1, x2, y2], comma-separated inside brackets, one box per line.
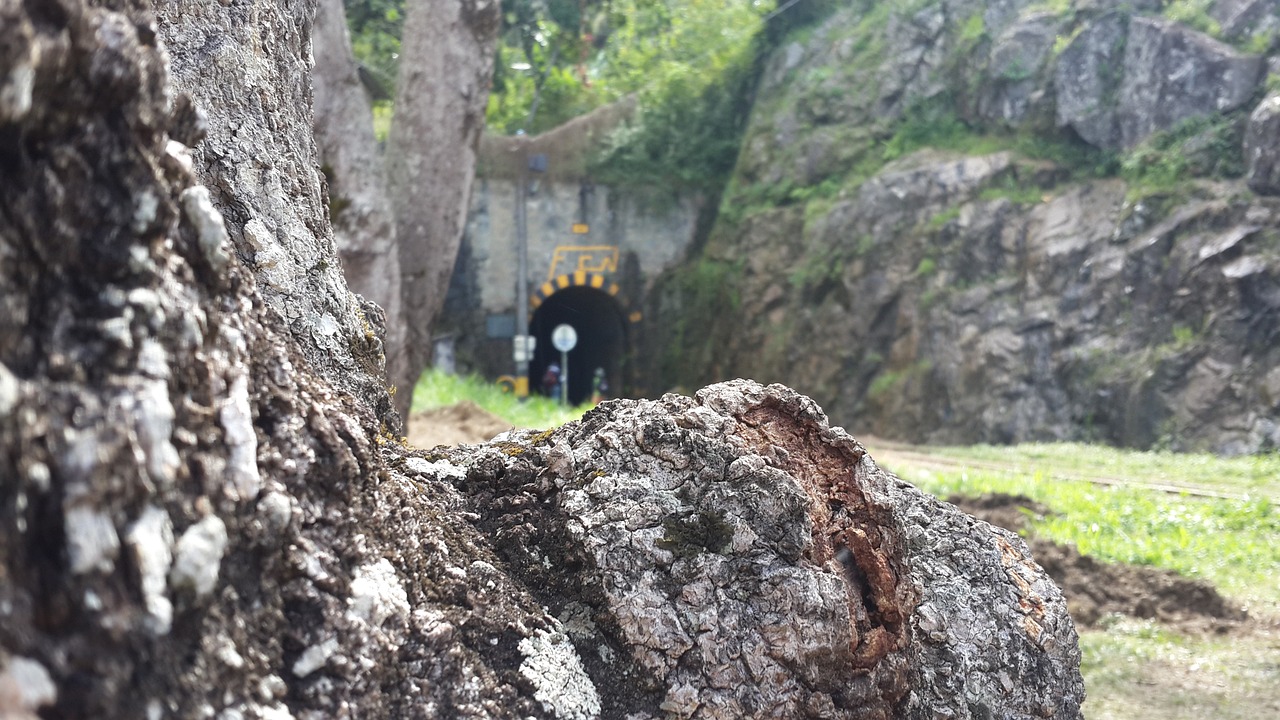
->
[871, 441, 1280, 613]
[410, 368, 589, 430]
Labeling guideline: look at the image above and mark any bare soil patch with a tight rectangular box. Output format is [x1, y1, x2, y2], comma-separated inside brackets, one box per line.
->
[949, 493, 1250, 632]
[406, 402, 514, 450]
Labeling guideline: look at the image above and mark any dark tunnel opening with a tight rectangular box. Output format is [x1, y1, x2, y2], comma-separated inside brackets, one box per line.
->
[529, 286, 626, 405]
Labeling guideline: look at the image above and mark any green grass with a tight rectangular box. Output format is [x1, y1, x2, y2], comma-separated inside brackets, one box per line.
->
[899, 442, 1280, 499]
[410, 368, 588, 430]
[881, 444, 1280, 615]
[1078, 617, 1280, 720]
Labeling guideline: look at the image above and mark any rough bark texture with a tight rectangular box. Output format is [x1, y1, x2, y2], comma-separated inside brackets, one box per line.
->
[0, 0, 547, 717]
[458, 381, 1084, 719]
[0, 1, 1082, 718]
[311, 0, 408, 407]
[155, 0, 394, 425]
[386, 0, 500, 418]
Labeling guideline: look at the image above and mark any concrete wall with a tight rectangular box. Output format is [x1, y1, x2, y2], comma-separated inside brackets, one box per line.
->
[465, 178, 698, 312]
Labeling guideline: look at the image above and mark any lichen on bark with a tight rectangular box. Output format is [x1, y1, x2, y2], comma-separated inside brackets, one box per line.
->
[454, 380, 1084, 719]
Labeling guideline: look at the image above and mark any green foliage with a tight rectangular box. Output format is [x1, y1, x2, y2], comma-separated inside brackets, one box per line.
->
[1267, 72, 1280, 95]
[789, 243, 847, 291]
[867, 360, 932, 401]
[1121, 142, 1190, 191]
[959, 11, 986, 45]
[927, 207, 961, 229]
[1162, 0, 1222, 38]
[592, 60, 755, 191]
[588, 1, 775, 191]
[371, 100, 393, 143]
[486, 0, 611, 134]
[1243, 29, 1275, 55]
[410, 368, 587, 430]
[1120, 113, 1246, 193]
[914, 256, 937, 277]
[659, 258, 744, 385]
[345, 0, 403, 91]
[1028, 0, 1073, 16]
[881, 99, 993, 162]
[978, 173, 1046, 205]
[866, 371, 901, 400]
[1171, 324, 1196, 346]
[1012, 133, 1119, 179]
[487, 50, 603, 134]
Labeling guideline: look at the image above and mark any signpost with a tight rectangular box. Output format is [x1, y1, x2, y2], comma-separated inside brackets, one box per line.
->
[551, 324, 577, 406]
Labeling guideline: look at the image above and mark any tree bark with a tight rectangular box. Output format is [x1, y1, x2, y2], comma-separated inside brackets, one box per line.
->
[311, 0, 408, 412]
[386, 0, 501, 418]
[0, 1, 557, 716]
[0, 2, 1083, 719]
[455, 380, 1085, 719]
[154, 0, 395, 424]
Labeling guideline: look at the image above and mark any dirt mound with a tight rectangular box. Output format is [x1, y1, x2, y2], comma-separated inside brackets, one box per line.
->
[407, 402, 514, 450]
[950, 493, 1249, 631]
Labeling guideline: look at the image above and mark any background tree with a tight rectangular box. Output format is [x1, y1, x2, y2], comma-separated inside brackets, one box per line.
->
[314, 0, 406, 418]
[314, 0, 501, 418]
[385, 0, 502, 419]
[323, 0, 777, 414]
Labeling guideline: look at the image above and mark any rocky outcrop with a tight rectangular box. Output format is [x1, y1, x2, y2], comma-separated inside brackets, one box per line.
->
[1246, 93, 1280, 194]
[1212, 0, 1280, 40]
[977, 11, 1060, 126]
[1053, 13, 1130, 149]
[1056, 14, 1265, 150]
[688, 148, 1280, 453]
[650, 0, 1280, 453]
[0, 1, 1085, 718]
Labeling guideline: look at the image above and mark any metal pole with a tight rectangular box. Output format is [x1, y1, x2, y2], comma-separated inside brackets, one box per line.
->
[560, 349, 568, 406]
[515, 136, 530, 397]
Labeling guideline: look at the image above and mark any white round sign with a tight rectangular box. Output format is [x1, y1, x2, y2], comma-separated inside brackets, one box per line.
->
[551, 324, 578, 352]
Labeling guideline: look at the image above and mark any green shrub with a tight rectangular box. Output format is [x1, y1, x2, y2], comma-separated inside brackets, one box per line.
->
[1163, 0, 1222, 38]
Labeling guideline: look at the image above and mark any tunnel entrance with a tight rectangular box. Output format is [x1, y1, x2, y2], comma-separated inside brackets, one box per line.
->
[529, 285, 627, 405]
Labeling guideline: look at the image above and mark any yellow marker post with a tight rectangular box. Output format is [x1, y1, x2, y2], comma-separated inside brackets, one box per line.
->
[571, 223, 589, 234]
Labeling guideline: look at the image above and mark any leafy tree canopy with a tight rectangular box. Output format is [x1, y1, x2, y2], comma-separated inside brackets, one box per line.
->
[343, 1, 833, 190]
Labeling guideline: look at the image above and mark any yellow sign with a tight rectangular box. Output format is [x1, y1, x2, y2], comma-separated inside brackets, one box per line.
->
[547, 245, 619, 281]
[571, 223, 590, 234]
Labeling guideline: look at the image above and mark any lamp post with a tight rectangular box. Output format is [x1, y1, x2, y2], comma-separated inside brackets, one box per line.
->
[514, 134, 530, 397]
[512, 134, 547, 398]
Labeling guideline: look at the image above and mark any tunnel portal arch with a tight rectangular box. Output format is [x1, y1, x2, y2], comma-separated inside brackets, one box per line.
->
[529, 274, 632, 405]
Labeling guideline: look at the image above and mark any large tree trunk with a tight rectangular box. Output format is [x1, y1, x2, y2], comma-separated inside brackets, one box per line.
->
[154, 0, 395, 423]
[0, 2, 1083, 718]
[386, 0, 501, 418]
[311, 0, 408, 414]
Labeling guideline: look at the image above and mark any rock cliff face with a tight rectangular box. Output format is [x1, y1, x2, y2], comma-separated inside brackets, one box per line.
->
[655, 0, 1280, 453]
